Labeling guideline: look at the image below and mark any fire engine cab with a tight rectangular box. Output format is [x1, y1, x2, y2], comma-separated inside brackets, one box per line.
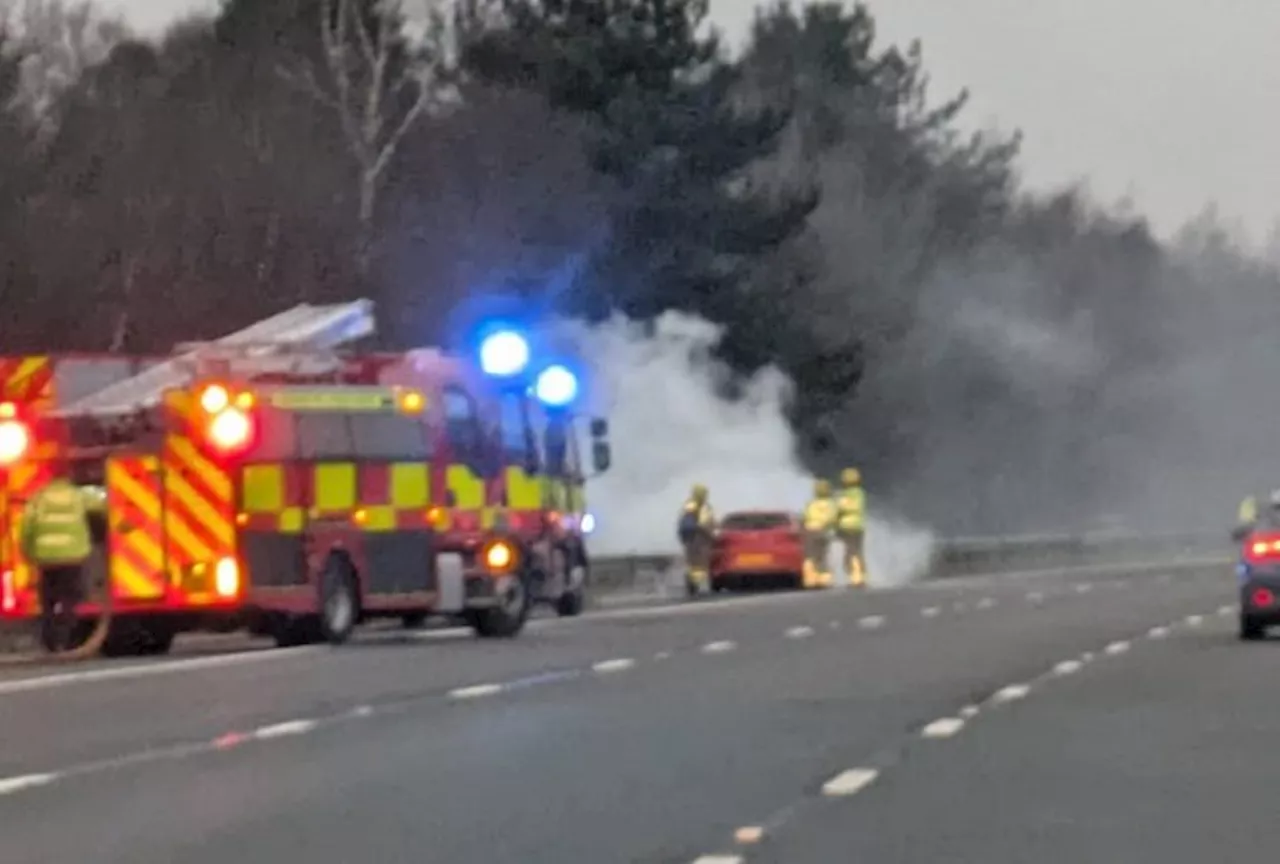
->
[0, 300, 611, 656]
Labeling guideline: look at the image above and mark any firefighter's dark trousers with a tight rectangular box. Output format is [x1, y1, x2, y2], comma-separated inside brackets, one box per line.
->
[38, 563, 84, 652]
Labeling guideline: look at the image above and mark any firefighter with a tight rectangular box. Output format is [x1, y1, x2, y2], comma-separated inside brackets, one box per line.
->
[19, 478, 105, 651]
[801, 478, 837, 588]
[677, 483, 716, 597]
[836, 467, 866, 587]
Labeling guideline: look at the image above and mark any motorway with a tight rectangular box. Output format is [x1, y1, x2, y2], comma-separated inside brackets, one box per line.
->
[0, 562, 1249, 863]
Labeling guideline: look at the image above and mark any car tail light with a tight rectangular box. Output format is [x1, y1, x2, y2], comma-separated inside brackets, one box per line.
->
[1253, 587, 1274, 607]
[1245, 533, 1280, 564]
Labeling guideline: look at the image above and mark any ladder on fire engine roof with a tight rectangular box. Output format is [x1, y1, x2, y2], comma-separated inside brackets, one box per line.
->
[54, 299, 377, 418]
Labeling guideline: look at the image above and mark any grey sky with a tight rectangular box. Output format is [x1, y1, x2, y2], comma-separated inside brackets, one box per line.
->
[112, 0, 1280, 241]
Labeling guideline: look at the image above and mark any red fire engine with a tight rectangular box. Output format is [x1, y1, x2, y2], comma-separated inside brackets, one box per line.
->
[0, 300, 610, 656]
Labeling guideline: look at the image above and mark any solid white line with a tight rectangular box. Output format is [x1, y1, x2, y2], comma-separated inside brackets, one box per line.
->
[0, 647, 316, 697]
[993, 684, 1030, 703]
[1148, 626, 1169, 639]
[1104, 641, 1130, 656]
[448, 683, 504, 700]
[701, 641, 736, 654]
[1053, 659, 1082, 676]
[0, 773, 57, 795]
[921, 717, 965, 738]
[822, 768, 879, 797]
[592, 658, 636, 674]
[858, 615, 885, 629]
[254, 719, 317, 739]
[785, 626, 815, 639]
[921, 606, 941, 618]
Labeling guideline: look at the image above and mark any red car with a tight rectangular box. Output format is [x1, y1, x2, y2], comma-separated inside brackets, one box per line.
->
[710, 510, 806, 591]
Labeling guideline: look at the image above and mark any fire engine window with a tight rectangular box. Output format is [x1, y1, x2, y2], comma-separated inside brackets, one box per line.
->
[294, 413, 355, 460]
[544, 416, 568, 475]
[349, 413, 428, 460]
[443, 386, 482, 459]
[498, 394, 537, 468]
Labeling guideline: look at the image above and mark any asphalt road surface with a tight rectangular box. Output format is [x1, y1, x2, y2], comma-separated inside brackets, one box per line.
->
[0, 562, 1242, 863]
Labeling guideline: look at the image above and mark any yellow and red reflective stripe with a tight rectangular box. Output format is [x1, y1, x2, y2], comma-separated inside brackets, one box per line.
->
[105, 456, 167, 600]
[0, 356, 54, 405]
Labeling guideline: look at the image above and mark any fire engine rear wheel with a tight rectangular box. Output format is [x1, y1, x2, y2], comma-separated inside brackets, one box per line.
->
[319, 556, 359, 645]
[468, 575, 531, 639]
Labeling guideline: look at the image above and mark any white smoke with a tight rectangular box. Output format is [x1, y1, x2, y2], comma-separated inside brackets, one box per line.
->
[539, 311, 937, 587]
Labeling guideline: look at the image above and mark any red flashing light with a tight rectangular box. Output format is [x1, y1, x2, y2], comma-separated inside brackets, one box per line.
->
[1254, 587, 1275, 607]
[0, 418, 30, 466]
[207, 408, 252, 454]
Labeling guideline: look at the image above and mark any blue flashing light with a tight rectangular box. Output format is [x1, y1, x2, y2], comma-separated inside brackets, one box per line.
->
[479, 330, 530, 377]
[534, 364, 579, 408]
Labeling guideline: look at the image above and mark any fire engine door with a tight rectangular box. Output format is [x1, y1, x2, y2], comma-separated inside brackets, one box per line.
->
[104, 455, 167, 601]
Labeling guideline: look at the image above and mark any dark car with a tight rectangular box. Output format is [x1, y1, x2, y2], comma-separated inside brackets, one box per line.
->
[709, 510, 805, 592]
[1238, 530, 1280, 639]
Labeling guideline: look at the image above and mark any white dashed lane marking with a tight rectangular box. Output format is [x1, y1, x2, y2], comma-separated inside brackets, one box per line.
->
[0, 773, 57, 796]
[447, 683, 504, 700]
[701, 641, 737, 654]
[976, 597, 996, 610]
[1053, 659, 1082, 676]
[858, 615, 885, 630]
[822, 768, 879, 797]
[1218, 604, 1234, 616]
[785, 626, 815, 639]
[253, 719, 317, 739]
[1104, 640, 1130, 656]
[691, 856, 742, 864]
[734, 827, 764, 844]
[592, 658, 636, 674]
[1075, 583, 1092, 594]
[1185, 614, 1204, 627]
[1026, 591, 1044, 603]
[921, 606, 940, 618]
[959, 704, 980, 719]
[1148, 626, 1169, 639]
[921, 717, 965, 738]
[993, 684, 1030, 703]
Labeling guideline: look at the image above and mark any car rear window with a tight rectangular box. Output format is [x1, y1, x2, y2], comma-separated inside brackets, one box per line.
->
[720, 513, 793, 531]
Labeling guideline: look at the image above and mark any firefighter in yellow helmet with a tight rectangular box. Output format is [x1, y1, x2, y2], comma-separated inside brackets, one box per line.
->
[677, 483, 716, 597]
[20, 477, 106, 652]
[801, 478, 837, 588]
[836, 467, 867, 587]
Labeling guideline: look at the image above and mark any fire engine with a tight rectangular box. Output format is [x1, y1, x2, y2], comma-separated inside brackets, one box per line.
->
[0, 300, 611, 656]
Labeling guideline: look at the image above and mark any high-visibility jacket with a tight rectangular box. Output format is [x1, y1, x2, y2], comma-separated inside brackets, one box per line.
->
[1240, 496, 1259, 526]
[678, 499, 715, 542]
[836, 486, 865, 532]
[803, 497, 836, 533]
[19, 479, 104, 567]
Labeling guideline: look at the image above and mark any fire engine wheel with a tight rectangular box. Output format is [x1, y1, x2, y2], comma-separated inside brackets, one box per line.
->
[468, 575, 531, 639]
[319, 556, 359, 645]
[553, 547, 586, 617]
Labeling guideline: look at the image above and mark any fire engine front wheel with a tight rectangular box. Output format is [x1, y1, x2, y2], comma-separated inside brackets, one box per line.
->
[467, 575, 531, 639]
[319, 556, 359, 645]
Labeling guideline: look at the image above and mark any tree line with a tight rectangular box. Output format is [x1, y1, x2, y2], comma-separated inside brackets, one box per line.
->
[0, 0, 1273, 533]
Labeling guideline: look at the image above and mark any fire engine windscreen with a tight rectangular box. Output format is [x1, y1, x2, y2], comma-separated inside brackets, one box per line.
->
[478, 329, 530, 377]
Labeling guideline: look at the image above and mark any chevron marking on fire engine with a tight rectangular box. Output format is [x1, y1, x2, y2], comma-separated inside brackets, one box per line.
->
[162, 434, 234, 569]
[105, 457, 167, 599]
[0, 356, 53, 404]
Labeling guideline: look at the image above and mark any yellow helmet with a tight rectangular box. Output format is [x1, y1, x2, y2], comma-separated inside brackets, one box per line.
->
[691, 483, 708, 500]
[814, 478, 831, 497]
[841, 467, 861, 486]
